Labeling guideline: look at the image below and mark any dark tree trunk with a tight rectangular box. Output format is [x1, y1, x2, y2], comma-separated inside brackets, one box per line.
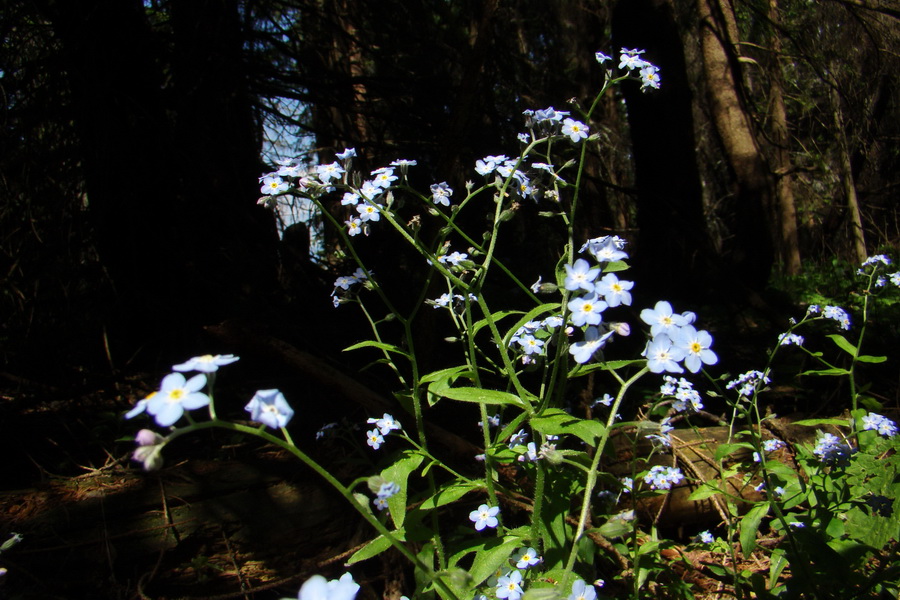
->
[43, 0, 278, 363]
[613, 0, 711, 302]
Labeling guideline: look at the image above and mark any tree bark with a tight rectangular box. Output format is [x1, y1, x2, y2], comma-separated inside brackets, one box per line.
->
[768, 0, 802, 275]
[696, 0, 775, 289]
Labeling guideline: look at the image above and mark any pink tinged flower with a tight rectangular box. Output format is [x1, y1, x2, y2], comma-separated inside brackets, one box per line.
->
[672, 326, 717, 373]
[594, 273, 633, 307]
[132, 429, 166, 471]
[245, 389, 294, 429]
[564, 258, 601, 292]
[567, 294, 608, 327]
[145, 373, 210, 427]
[469, 504, 500, 531]
[561, 118, 589, 143]
[172, 354, 239, 373]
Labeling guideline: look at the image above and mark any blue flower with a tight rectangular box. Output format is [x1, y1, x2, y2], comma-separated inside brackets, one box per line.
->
[496, 570, 524, 600]
[261, 176, 288, 195]
[569, 326, 614, 364]
[568, 579, 596, 600]
[861, 412, 898, 437]
[812, 433, 854, 466]
[244, 389, 294, 429]
[594, 273, 633, 307]
[376, 481, 400, 499]
[512, 547, 542, 569]
[640, 301, 688, 338]
[430, 182, 453, 206]
[145, 373, 210, 427]
[366, 429, 385, 450]
[336, 148, 357, 160]
[567, 294, 608, 327]
[639, 65, 661, 90]
[671, 325, 717, 373]
[469, 504, 500, 531]
[698, 531, 714, 544]
[643, 465, 684, 490]
[172, 354, 239, 373]
[595, 51, 612, 64]
[366, 413, 401, 435]
[561, 118, 589, 143]
[643, 335, 685, 374]
[564, 258, 601, 292]
[298, 573, 359, 600]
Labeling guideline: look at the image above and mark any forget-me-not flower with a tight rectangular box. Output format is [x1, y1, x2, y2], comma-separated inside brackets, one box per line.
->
[469, 504, 500, 531]
[496, 570, 524, 600]
[172, 354, 239, 373]
[245, 389, 294, 429]
[298, 573, 359, 600]
[145, 373, 210, 427]
[568, 579, 596, 600]
[512, 547, 542, 569]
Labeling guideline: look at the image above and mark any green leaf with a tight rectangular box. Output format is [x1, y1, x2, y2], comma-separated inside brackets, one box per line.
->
[382, 451, 425, 528]
[855, 354, 887, 363]
[714, 442, 755, 462]
[739, 503, 769, 557]
[468, 537, 521, 587]
[471, 310, 523, 338]
[344, 340, 411, 358]
[602, 260, 630, 273]
[530, 408, 606, 446]
[347, 529, 406, 564]
[418, 481, 480, 510]
[687, 484, 722, 502]
[568, 359, 645, 377]
[593, 521, 632, 539]
[827, 334, 857, 357]
[798, 368, 851, 377]
[435, 385, 526, 407]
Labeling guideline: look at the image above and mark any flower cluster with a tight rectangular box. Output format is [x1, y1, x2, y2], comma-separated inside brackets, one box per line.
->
[332, 267, 368, 307]
[659, 376, 703, 412]
[365, 413, 402, 450]
[558, 238, 635, 365]
[812, 432, 854, 467]
[640, 301, 717, 374]
[372, 480, 400, 511]
[726, 370, 771, 398]
[508, 315, 567, 362]
[617, 48, 661, 91]
[861, 412, 898, 437]
[643, 465, 684, 490]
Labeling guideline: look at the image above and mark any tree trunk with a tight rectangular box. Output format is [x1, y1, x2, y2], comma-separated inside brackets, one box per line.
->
[44, 0, 278, 362]
[696, 0, 775, 289]
[768, 0, 802, 275]
[830, 77, 868, 263]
